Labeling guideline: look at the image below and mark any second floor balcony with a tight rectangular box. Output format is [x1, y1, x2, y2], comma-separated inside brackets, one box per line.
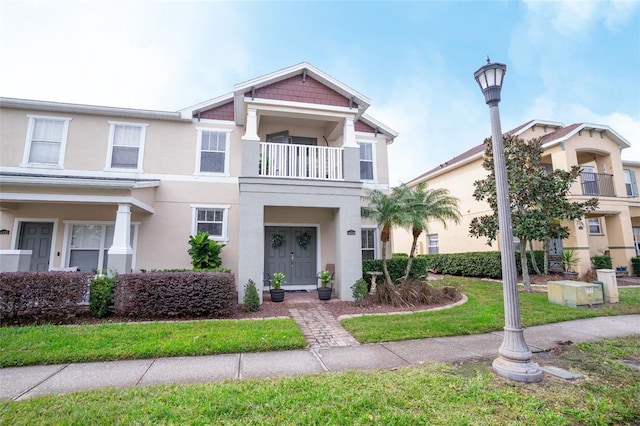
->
[580, 171, 616, 197]
[258, 142, 344, 180]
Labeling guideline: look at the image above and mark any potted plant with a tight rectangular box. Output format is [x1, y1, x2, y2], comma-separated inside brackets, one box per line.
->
[317, 270, 333, 301]
[562, 249, 579, 279]
[270, 272, 286, 302]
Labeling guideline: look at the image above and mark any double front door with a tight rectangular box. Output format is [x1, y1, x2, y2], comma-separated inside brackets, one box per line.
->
[265, 226, 317, 288]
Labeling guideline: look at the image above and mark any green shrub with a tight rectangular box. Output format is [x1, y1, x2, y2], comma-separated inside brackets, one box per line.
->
[632, 257, 640, 277]
[188, 231, 226, 270]
[363, 251, 546, 281]
[392, 253, 408, 258]
[89, 275, 116, 318]
[243, 279, 260, 312]
[351, 278, 369, 307]
[591, 255, 612, 270]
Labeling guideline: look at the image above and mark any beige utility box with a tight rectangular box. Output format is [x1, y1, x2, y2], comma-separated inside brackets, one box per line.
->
[547, 280, 604, 307]
[596, 269, 619, 303]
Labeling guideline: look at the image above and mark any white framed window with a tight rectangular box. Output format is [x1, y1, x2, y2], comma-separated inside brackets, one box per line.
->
[588, 218, 602, 234]
[192, 205, 230, 241]
[22, 115, 71, 167]
[106, 121, 147, 171]
[361, 227, 377, 259]
[196, 128, 230, 175]
[428, 234, 439, 254]
[64, 222, 137, 272]
[358, 141, 376, 181]
[624, 169, 638, 197]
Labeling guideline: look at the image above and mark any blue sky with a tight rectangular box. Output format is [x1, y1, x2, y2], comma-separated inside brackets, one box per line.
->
[2, 0, 638, 185]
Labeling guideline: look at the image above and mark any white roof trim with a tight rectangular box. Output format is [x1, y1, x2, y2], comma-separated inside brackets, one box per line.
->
[0, 174, 160, 190]
[360, 113, 399, 139]
[512, 119, 565, 136]
[542, 123, 631, 150]
[0, 97, 188, 122]
[1, 192, 155, 213]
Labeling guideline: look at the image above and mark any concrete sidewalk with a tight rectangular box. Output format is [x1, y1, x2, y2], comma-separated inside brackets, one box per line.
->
[2, 315, 638, 401]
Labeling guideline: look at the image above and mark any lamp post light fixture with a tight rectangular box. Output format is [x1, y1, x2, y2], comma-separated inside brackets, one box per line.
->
[474, 58, 542, 383]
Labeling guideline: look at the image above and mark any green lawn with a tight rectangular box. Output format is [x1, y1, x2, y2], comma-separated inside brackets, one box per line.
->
[0, 318, 306, 367]
[2, 335, 638, 425]
[341, 277, 640, 343]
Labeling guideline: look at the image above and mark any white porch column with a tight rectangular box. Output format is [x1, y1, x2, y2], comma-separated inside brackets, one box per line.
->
[342, 117, 357, 148]
[108, 203, 133, 274]
[243, 108, 260, 141]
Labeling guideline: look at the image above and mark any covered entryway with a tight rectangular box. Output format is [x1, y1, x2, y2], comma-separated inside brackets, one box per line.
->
[17, 222, 53, 271]
[265, 226, 317, 290]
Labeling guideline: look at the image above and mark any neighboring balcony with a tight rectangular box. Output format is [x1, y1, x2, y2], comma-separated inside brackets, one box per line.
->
[580, 172, 616, 197]
[258, 142, 344, 180]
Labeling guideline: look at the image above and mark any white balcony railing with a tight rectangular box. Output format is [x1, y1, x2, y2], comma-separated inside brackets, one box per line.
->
[259, 142, 343, 180]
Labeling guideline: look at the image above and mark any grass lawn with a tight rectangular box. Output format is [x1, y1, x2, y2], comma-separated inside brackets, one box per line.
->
[0, 318, 306, 367]
[1, 335, 638, 425]
[341, 276, 640, 343]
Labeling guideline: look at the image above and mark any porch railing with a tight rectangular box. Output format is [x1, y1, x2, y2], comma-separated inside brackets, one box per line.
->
[259, 142, 343, 180]
[580, 172, 616, 197]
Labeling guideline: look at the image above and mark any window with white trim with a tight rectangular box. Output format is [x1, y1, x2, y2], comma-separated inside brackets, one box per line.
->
[428, 234, 439, 254]
[361, 228, 377, 259]
[67, 223, 136, 272]
[192, 206, 229, 241]
[588, 218, 602, 234]
[106, 121, 147, 171]
[23, 115, 71, 167]
[197, 129, 229, 174]
[358, 141, 375, 181]
[624, 169, 638, 197]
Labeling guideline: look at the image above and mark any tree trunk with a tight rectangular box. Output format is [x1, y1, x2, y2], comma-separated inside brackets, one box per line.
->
[529, 240, 541, 275]
[403, 227, 421, 281]
[520, 239, 531, 292]
[381, 227, 392, 286]
[543, 240, 549, 275]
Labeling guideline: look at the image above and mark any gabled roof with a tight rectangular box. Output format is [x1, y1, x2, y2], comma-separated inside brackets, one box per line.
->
[180, 62, 373, 125]
[406, 119, 632, 186]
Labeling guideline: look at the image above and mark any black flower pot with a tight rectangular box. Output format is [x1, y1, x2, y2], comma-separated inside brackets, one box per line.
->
[270, 289, 285, 302]
[318, 287, 332, 301]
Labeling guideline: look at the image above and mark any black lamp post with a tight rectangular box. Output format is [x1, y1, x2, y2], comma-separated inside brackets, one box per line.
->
[474, 59, 542, 382]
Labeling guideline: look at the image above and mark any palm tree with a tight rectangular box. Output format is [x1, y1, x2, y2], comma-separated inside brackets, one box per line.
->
[361, 189, 411, 286]
[397, 182, 461, 281]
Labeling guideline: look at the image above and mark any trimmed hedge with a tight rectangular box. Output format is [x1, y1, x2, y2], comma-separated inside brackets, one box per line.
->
[591, 255, 612, 270]
[632, 257, 640, 277]
[0, 271, 93, 325]
[112, 272, 236, 319]
[363, 251, 546, 282]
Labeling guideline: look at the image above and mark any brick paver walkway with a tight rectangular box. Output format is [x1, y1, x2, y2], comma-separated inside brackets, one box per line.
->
[288, 302, 360, 349]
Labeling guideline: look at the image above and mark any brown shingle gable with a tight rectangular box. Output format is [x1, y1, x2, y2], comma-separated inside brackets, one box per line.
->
[247, 75, 354, 108]
[196, 101, 234, 120]
[540, 123, 581, 143]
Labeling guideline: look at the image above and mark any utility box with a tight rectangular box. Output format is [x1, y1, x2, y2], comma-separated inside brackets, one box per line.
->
[596, 269, 619, 304]
[547, 280, 604, 307]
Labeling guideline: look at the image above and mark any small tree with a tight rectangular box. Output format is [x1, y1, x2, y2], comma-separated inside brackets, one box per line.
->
[469, 135, 598, 291]
[395, 182, 461, 281]
[188, 231, 225, 270]
[243, 279, 260, 312]
[361, 189, 412, 287]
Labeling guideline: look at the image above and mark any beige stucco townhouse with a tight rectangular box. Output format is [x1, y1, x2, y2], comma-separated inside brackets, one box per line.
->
[0, 63, 398, 302]
[393, 119, 639, 275]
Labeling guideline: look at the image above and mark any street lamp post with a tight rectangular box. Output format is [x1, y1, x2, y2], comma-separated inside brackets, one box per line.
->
[474, 59, 542, 383]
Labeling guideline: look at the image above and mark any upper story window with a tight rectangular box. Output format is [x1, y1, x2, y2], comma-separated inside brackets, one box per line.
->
[192, 205, 230, 241]
[358, 141, 375, 181]
[197, 129, 230, 175]
[106, 121, 147, 171]
[22, 115, 71, 167]
[624, 169, 638, 197]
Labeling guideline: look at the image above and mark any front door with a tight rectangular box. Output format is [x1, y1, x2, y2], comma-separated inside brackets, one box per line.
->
[18, 222, 53, 271]
[265, 226, 317, 289]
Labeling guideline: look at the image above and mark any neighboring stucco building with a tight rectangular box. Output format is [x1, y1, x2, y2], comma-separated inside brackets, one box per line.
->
[0, 63, 398, 302]
[393, 119, 639, 275]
